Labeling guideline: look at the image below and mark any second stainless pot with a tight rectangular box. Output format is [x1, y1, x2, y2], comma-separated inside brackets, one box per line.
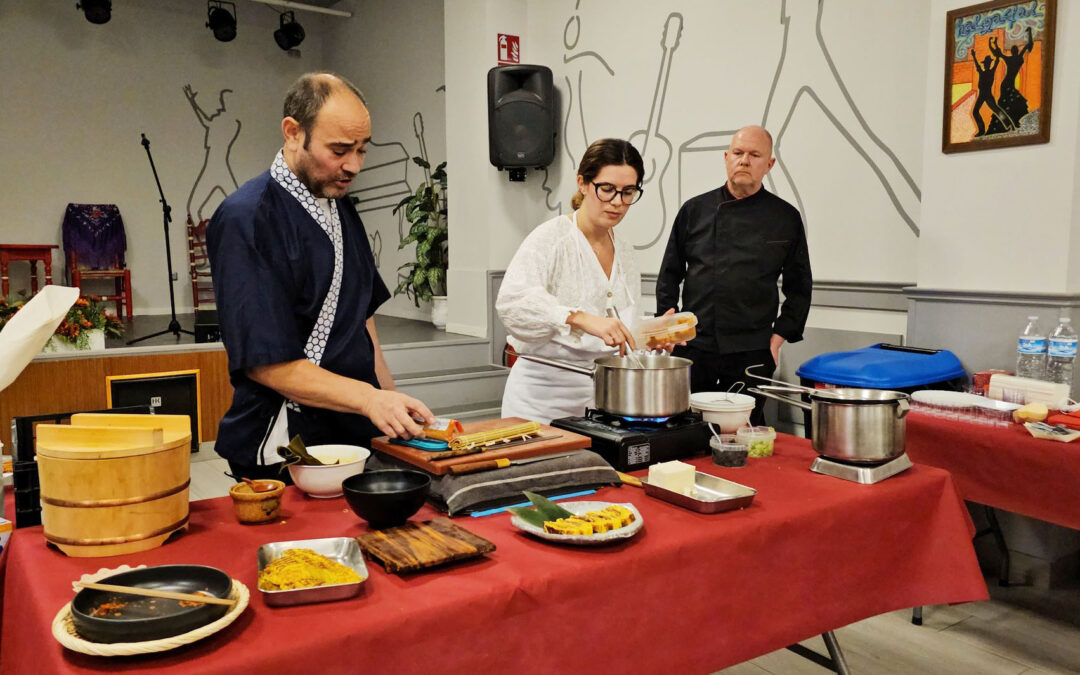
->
[514, 352, 691, 418]
[747, 386, 910, 464]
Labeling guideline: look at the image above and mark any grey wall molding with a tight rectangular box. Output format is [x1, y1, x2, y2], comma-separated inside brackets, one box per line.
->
[641, 274, 912, 312]
[904, 287, 1080, 307]
[808, 279, 911, 312]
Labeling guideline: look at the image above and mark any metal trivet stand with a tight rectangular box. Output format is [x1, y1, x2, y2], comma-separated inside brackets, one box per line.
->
[810, 453, 914, 484]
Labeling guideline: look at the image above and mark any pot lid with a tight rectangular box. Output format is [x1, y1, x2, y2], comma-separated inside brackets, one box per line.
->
[690, 392, 756, 411]
[810, 388, 909, 403]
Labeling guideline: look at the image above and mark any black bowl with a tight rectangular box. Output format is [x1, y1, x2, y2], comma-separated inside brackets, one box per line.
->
[71, 565, 232, 643]
[342, 469, 431, 529]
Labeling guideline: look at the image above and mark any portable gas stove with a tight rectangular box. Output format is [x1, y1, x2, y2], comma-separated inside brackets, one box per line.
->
[550, 408, 711, 471]
[809, 453, 913, 484]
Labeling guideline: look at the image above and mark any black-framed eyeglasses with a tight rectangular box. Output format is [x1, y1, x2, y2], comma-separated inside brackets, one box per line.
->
[593, 182, 643, 205]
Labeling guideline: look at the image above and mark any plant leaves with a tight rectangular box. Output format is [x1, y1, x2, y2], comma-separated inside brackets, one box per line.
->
[412, 156, 431, 169]
[507, 506, 548, 529]
[523, 491, 573, 520]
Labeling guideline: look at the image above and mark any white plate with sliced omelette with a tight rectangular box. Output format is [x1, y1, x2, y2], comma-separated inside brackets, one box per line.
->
[509, 501, 644, 545]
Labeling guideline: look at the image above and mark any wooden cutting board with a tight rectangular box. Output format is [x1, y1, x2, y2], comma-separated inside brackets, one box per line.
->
[371, 417, 591, 475]
[356, 518, 495, 573]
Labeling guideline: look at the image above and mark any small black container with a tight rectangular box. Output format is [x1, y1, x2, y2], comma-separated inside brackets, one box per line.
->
[342, 470, 431, 529]
[710, 437, 748, 468]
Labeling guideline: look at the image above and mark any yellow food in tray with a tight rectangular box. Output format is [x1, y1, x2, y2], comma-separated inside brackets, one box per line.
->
[258, 548, 362, 591]
[542, 505, 636, 536]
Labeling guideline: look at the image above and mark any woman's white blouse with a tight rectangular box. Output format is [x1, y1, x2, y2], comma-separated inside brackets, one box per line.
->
[496, 212, 641, 366]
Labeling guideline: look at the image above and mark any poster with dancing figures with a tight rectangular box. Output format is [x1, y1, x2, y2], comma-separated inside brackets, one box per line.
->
[943, 0, 1055, 153]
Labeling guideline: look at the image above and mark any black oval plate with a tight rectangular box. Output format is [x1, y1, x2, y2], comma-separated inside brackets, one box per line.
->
[71, 565, 232, 644]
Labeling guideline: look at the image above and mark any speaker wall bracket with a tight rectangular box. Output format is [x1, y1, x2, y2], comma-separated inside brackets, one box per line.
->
[507, 168, 527, 182]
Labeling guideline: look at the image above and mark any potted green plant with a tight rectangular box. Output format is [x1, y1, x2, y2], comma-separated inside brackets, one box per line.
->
[393, 157, 448, 329]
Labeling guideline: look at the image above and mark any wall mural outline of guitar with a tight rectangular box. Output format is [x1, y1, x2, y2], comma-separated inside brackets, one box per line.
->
[628, 12, 683, 251]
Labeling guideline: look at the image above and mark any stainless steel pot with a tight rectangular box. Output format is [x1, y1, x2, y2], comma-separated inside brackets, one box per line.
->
[746, 383, 910, 464]
[513, 352, 691, 418]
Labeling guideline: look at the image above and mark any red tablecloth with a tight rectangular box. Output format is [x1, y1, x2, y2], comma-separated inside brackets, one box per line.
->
[0, 436, 986, 675]
[906, 413, 1080, 531]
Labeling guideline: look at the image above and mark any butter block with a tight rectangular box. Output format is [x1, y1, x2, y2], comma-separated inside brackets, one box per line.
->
[648, 460, 696, 495]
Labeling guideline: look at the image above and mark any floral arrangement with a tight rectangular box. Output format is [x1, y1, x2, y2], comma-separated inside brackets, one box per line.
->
[0, 294, 124, 349]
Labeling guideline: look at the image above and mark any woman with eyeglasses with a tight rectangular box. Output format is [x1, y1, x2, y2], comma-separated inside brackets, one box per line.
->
[497, 138, 648, 423]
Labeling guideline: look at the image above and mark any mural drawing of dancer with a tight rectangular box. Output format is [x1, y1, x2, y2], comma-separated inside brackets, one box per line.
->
[184, 85, 241, 221]
[761, 0, 921, 235]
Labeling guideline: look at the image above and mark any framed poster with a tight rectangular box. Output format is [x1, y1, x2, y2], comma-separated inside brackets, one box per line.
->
[942, 0, 1056, 153]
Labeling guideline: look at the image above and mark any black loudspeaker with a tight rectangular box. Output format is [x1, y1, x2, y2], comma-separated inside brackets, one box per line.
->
[488, 64, 555, 170]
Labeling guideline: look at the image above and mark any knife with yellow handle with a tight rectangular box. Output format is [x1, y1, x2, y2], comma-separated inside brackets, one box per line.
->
[448, 450, 586, 476]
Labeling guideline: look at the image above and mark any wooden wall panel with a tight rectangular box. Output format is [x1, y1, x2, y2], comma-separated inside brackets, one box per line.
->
[0, 349, 232, 449]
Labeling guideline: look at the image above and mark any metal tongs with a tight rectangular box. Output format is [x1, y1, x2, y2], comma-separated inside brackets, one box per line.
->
[609, 306, 645, 369]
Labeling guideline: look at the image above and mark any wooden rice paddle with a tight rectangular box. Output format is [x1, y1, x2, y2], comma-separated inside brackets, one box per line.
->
[75, 582, 236, 607]
[617, 471, 643, 488]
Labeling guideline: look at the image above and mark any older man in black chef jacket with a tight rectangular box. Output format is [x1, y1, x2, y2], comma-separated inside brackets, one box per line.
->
[207, 72, 434, 481]
[656, 125, 812, 426]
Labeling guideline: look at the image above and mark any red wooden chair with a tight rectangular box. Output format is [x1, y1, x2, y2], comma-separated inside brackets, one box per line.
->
[62, 204, 133, 319]
[187, 217, 215, 310]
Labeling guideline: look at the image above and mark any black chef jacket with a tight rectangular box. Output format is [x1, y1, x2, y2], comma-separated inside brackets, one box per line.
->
[655, 184, 812, 355]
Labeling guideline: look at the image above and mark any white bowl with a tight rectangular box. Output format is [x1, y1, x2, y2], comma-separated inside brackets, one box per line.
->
[690, 392, 756, 433]
[287, 444, 371, 499]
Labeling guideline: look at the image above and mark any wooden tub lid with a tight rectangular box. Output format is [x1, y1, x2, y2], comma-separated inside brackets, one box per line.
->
[70, 413, 191, 447]
[36, 415, 191, 460]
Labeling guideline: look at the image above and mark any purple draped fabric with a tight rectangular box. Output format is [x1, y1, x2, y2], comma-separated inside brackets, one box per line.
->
[62, 203, 127, 270]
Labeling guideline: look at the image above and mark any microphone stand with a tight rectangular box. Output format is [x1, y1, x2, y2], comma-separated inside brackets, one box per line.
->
[128, 133, 195, 344]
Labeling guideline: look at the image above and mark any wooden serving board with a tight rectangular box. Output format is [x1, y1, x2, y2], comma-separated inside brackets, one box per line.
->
[356, 518, 496, 574]
[371, 417, 591, 475]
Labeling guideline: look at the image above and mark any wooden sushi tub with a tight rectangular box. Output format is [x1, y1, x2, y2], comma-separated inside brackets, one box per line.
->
[35, 413, 192, 557]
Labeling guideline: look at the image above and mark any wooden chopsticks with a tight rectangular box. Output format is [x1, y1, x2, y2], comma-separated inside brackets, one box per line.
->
[75, 582, 236, 607]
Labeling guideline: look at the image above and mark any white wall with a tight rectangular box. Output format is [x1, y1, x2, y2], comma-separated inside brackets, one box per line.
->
[918, 0, 1080, 293]
[0, 1, 328, 313]
[323, 0, 447, 322]
[444, 0, 547, 336]
[444, 0, 930, 336]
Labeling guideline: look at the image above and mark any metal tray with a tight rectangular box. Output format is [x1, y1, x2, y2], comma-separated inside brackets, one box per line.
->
[642, 471, 757, 513]
[256, 537, 368, 606]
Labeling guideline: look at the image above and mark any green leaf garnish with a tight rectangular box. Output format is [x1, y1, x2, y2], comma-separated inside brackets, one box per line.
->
[523, 491, 573, 520]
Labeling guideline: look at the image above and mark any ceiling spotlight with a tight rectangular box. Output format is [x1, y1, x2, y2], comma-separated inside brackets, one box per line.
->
[76, 0, 111, 24]
[274, 11, 305, 51]
[207, 1, 237, 42]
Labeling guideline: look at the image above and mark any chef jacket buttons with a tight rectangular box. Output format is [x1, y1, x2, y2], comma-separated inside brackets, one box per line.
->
[607, 291, 612, 297]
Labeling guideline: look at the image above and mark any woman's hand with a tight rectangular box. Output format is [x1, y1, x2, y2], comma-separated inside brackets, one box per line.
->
[567, 311, 636, 355]
[651, 307, 686, 354]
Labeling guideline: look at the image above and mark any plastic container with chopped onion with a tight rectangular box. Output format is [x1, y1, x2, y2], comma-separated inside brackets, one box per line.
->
[736, 426, 776, 458]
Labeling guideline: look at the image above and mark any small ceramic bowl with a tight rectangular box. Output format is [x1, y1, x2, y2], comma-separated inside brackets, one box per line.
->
[229, 479, 286, 524]
[288, 445, 371, 499]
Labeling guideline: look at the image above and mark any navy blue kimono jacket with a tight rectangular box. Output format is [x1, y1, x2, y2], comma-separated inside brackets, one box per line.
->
[207, 170, 390, 465]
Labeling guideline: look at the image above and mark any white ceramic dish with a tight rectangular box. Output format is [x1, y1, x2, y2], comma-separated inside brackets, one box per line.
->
[509, 501, 643, 546]
[287, 445, 370, 498]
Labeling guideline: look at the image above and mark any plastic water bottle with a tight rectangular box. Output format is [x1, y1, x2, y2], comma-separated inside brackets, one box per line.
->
[1047, 317, 1078, 385]
[1016, 316, 1047, 380]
